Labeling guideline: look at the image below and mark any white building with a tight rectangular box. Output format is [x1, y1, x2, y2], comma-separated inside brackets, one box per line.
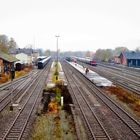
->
[9, 48, 39, 65]
[15, 53, 32, 64]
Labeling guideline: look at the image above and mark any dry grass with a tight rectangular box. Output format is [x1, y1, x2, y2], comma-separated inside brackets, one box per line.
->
[105, 86, 140, 117]
[24, 67, 30, 72]
[0, 73, 9, 84]
[15, 71, 25, 78]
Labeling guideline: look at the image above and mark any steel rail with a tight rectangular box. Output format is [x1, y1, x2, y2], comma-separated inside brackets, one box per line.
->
[65, 61, 140, 138]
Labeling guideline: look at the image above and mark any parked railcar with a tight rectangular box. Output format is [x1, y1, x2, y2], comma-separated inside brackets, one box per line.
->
[37, 56, 47, 61]
[35, 56, 48, 66]
[38, 56, 51, 69]
[73, 57, 97, 66]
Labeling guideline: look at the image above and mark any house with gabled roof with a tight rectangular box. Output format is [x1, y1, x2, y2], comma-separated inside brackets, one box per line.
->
[9, 48, 39, 64]
[0, 51, 19, 73]
[119, 51, 140, 67]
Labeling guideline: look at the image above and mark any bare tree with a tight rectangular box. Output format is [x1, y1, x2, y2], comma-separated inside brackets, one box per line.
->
[0, 35, 17, 53]
[95, 49, 113, 62]
[0, 35, 9, 53]
[114, 47, 129, 56]
[8, 38, 18, 48]
[85, 51, 92, 58]
[135, 46, 140, 52]
[45, 49, 51, 56]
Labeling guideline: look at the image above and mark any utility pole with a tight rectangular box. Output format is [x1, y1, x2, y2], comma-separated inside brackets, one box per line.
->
[55, 35, 60, 80]
[33, 36, 36, 50]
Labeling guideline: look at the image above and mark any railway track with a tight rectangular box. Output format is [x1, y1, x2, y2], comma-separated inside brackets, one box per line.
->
[94, 65, 140, 96]
[63, 62, 112, 140]
[99, 62, 140, 74]
[0, 70, 40, 112]
[97, 64, 140, 83]
[64, 60, 140, 139]
[0, 62, 51, 140]
[78, 61, 140, 97]
[0, 70, 37, 91]
[98, 63, 140, 78]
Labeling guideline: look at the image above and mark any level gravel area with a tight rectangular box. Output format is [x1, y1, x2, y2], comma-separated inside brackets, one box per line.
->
[32, 110, 77, 140]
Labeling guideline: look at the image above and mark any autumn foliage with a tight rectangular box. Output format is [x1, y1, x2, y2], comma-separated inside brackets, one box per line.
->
[0, 66, 31, 84]
[0, 73, 9, 84]
[48, 99, 58, 113]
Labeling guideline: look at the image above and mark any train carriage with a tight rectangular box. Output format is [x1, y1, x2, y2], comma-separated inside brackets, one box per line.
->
[71, 56, 97, 66]
[37, 56, 51, 69]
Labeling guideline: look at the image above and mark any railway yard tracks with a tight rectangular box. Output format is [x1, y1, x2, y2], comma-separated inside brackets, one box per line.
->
[62, 61, 140, 140]
[99, 63, 140, 74]
[0, 71, 40, 112]
[0, 62, 51, 140]
[0, 59, 139, 140]
[97, 63, 140, 84]
[78, 62, 140, 97]
[63, 63, 112, 139]
[0, 70, 37, 92]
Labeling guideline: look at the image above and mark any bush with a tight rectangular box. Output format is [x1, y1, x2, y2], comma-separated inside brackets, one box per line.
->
[0, 76, 8, 83]
[15, 71, 25, 78]
[24, 68, 30, 72]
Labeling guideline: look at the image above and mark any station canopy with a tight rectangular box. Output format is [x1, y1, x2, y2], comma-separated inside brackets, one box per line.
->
[0, 51, 19, 63]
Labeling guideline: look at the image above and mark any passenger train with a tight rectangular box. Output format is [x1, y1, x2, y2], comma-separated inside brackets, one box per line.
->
[38, 56, 51, 69]
[77, 57, 97, 66]
[37, 56, 48, 61]
[71, 56, 97, 66]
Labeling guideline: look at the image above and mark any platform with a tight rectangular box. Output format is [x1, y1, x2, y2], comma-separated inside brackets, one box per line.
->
[68, 62, 113, 87]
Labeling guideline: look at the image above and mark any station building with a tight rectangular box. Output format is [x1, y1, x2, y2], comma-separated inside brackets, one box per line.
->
[0, 51, 18, 73]
[119, 51, 140, 67]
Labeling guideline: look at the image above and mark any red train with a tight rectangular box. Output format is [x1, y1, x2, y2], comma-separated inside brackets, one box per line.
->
[73, 57, 97, 66]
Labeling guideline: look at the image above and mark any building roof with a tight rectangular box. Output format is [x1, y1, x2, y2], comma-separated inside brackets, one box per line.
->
[121, 51, 140, 59]
[9, 48, 37, 55]
[0, 51, 19, 62]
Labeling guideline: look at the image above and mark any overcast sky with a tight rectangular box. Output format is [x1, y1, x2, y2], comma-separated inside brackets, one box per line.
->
[0, 0, 140, 52]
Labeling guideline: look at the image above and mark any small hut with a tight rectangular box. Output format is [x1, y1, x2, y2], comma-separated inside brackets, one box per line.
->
[0, 51, 19, 73]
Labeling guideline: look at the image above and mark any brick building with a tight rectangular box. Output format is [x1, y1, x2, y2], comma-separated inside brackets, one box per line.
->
[119, 51, 140, 67]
